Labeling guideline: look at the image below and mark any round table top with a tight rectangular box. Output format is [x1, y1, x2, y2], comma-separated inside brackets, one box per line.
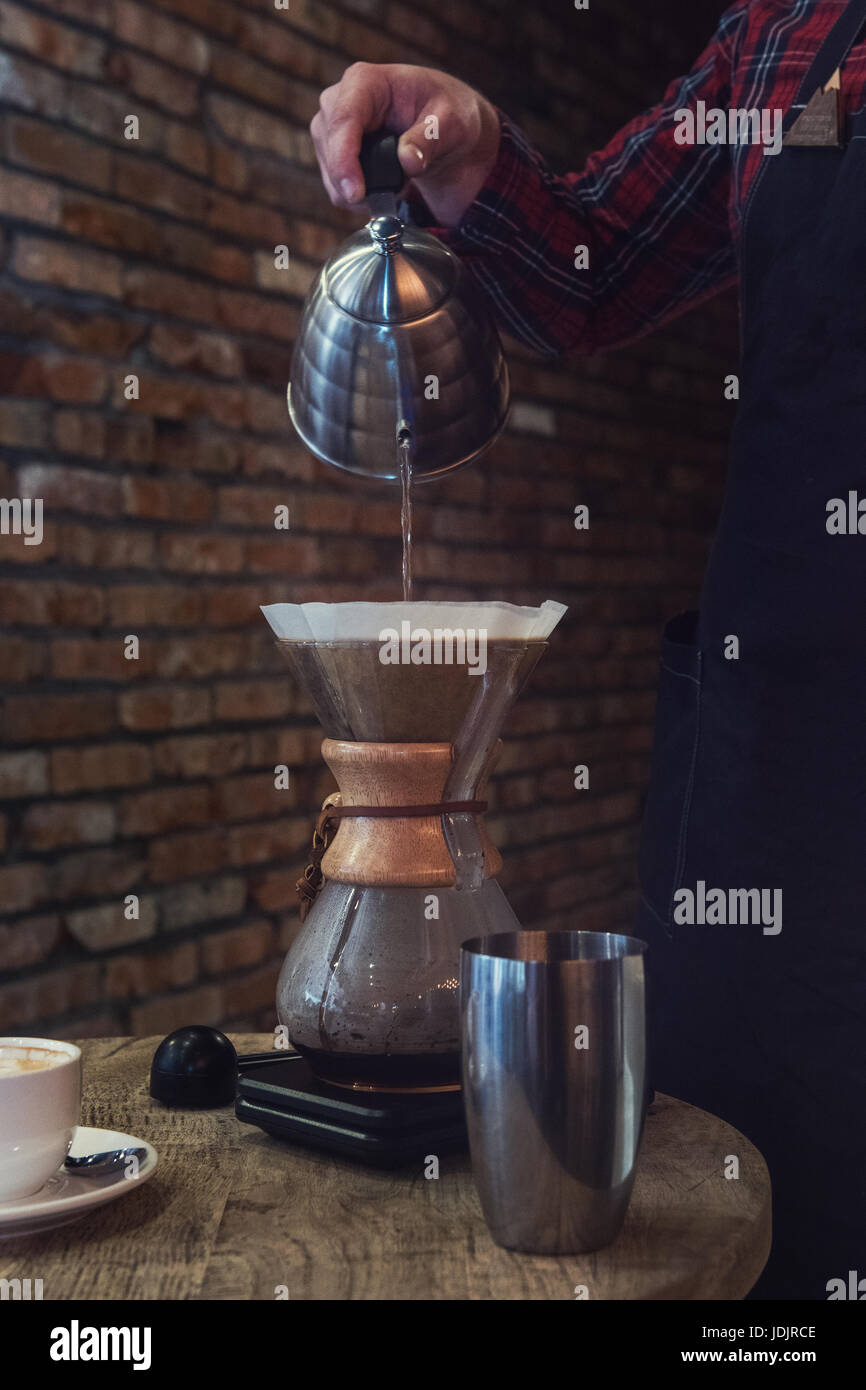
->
[0, 1035, 771, 1300]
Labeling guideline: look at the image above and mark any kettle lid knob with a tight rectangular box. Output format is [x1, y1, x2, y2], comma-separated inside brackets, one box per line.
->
[369, 214, 405, 255]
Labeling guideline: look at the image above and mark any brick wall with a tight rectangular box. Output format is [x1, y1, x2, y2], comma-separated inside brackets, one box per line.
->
[0, 0, 735, 1038]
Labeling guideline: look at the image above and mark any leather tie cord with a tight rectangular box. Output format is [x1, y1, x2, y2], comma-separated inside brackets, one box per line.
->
[296, 796, 488, 920]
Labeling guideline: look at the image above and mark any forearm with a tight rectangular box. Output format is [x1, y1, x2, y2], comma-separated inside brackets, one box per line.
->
[431, 109, 736, 359]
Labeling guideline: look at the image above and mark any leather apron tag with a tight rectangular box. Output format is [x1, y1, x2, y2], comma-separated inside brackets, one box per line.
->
[783, 66, 842, 146]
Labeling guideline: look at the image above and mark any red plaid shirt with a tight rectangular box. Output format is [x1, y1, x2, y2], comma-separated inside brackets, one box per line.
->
[436, 0, 865, 356]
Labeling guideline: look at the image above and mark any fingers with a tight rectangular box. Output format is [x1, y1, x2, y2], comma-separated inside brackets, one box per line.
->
[310, 110, 343, 206]
[397, 99, 478, 184]
[312, 63, 391, 207]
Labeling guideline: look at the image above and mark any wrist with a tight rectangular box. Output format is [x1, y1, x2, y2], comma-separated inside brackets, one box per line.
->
[414, 100, 502, 228]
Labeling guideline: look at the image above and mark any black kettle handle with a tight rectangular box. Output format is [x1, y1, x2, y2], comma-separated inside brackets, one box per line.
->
[359, 130, 405, 197]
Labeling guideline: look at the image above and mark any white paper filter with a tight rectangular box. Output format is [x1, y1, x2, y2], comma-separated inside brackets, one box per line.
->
[261, 600, 567, 641]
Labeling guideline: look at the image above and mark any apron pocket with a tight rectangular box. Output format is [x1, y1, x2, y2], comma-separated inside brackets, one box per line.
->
[638, 611, 703, 936]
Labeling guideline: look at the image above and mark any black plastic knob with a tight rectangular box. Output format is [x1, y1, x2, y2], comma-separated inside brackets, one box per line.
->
[360, 130, 404, 196]
[149, 1026, 238, 1109]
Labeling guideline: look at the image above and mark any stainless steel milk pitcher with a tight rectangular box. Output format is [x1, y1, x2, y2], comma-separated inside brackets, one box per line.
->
[288, 131, 510, 481]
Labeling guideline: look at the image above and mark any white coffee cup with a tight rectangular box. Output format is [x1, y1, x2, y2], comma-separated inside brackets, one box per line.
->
[0, 1037, 81, 1201]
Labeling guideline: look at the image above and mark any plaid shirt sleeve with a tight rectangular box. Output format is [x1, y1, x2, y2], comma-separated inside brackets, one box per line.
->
[433, 0, 749, 357]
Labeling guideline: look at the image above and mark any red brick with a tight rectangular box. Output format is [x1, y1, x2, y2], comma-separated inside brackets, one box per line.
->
[0, 166, 60, 225]
[0, 750, 50, 798]
[165, 121, 208, 175]
[0, 3, 106, 75]
[0, 863, 48, 913]
[106, 939, 198, 999]
[119, 686, 211, 731]
[207, 243, 251, 285]
[157, 875, 247, 930]
[0, 53, 66, 119]
[50, 638, 155, 682]
[207, 92, 301, 162]
[23, 799, 116, 850]
[52, 1009, 125, 1039]
[147, 828, 227, 883]
[201, 585, 265, 627]
[214, 680, 291, 723]
[216, 49, 318, 123]
[215, 285, 297, 340]
[200, 919, 274, 975]
[159, 532, 245, 574]
[40, 305, 147, 357]
[65, 80, 165, 152]
[246, 727, 322, 767]
[159, 633, 253, 679]
[123, 264, 216, 321]
[0, 637, 49, 681]
[105, 416, 155, 462]
[65, 896, 158, 951]
[148, 324, 242, 377]
[41, 355, 108, 404]
[114, 0, 210, 73]
[214, 772, 286, 822]
[13, 235, 123, 298]
[6, 116, 112, 190]
[61, 191, 166, 258]
[119, 785, 213, 837]
[227, 818, 310, 867]
[0, 347, 46, 393]
[244, 536, 320, 574]
[217, 485, 294, 528]
[152, 731, 247, 779]
[209, 142, 249, 193]
[153, 427, 239, 475]
[121, 475, 213, 523]
[3, 693, 116, 742]
[51, 742, 153, 794]
[249, 869, 296, 914]
[0, 399, 49, 447]
[113, 153, 206, 220]
[240, 441, 315, 481]
[129, 984, 222, 1036]
[386, 1, 449, 56]
[17, 462, 122, 516]
[0, 580, 107, 628]
[113, 371, 205, 420]
[56, 522, 155, 569]
[107, 584, 204, 627]
[53, 409, 106, 457]
[207, 383, 251, 431]
[223, 963, 278, 1016]
[104, 48, 200, 118]
[0, 961, 103, 1031]
[0, 916, 61, 972]
[52, 846, 143, 901]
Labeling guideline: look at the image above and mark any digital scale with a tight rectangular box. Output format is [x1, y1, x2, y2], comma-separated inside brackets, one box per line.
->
[236, 1052, 467, 1168]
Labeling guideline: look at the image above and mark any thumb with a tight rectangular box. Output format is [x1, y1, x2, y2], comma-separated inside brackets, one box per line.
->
[397, 116, 441, 182]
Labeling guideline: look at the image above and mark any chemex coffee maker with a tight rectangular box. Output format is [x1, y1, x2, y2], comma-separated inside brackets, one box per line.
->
[235, 133, 567, 1162]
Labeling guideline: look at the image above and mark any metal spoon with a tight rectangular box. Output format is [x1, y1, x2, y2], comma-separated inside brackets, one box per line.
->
[64, 1146, 148, 1176]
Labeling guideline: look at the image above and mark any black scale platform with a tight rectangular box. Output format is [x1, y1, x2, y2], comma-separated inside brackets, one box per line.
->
[236, 1052, 467, 1167]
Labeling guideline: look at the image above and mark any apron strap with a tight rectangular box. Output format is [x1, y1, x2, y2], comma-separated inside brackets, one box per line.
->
[786, 0, 866, 132]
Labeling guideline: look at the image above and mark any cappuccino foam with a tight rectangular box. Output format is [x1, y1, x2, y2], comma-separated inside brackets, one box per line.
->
[0, 1047, 67, 1077]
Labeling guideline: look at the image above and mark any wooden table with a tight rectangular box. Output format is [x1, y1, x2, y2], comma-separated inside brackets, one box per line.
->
[0, 1036, 771, 1300]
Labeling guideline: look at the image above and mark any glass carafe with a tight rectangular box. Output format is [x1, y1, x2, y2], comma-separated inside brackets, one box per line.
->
[263, 603, 566, 1091]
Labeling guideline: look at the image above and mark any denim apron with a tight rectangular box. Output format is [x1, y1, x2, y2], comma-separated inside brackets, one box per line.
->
[637, 0, 866, 1299]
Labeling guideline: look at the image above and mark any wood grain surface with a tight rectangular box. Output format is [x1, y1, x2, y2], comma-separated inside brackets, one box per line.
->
[0, 1035, 771, 1301]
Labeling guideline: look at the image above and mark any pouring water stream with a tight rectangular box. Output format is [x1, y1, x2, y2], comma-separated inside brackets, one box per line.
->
[398, 426, 414, 602]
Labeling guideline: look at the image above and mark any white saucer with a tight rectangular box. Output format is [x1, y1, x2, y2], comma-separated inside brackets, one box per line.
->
[0, 1127, 158, 1238]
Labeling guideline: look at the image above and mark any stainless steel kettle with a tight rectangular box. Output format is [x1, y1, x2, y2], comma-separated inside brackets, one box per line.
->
[287, 131, 510, 482]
